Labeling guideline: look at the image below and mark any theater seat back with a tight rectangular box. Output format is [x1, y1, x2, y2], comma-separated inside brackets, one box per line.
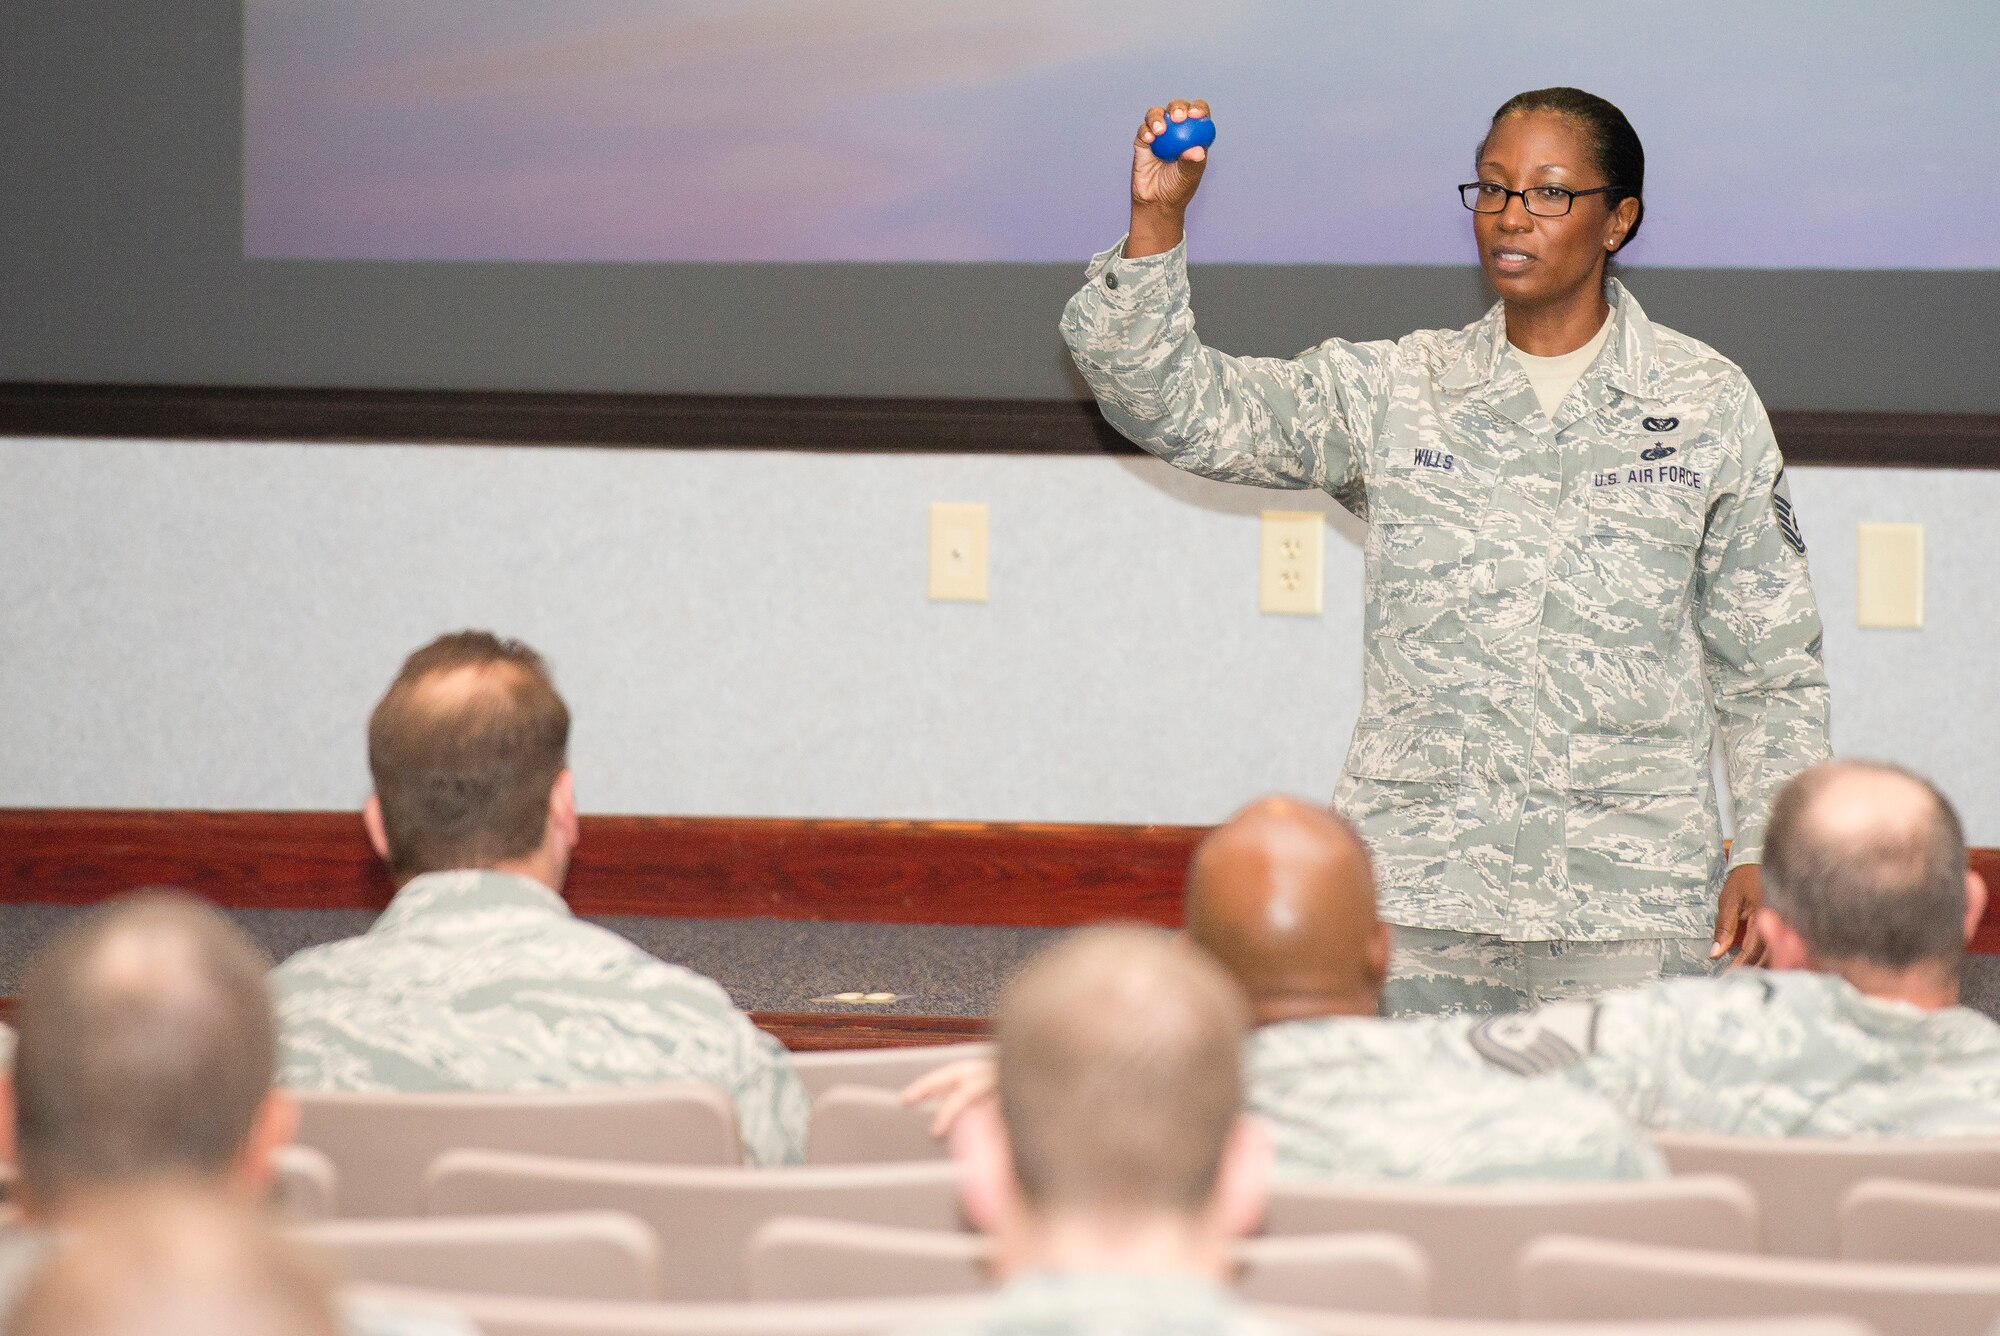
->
[291, 1083, 740, 1217]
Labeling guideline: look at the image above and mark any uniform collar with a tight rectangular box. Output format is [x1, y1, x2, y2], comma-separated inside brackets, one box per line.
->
[1760, 969, 1992, 1045]
[1815, 971, 1990, 1034]
[373, 868, 570, 933]
[1439, 277, 1662, 407]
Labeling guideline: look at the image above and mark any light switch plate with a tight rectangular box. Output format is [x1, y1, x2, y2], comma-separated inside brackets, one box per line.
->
[1856, 522, 1923, 629]
[929, 502, 989, 602]
[1260, 511, 1324, 616]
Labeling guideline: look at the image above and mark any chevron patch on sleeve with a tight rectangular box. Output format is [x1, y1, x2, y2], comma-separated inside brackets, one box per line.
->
[1773, 466, 1806, 555]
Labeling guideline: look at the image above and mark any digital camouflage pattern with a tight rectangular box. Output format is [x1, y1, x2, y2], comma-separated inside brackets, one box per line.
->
[271, 870, 808, 1166]
[1380, 925, 1717, 1017]
[1246, 1013, 1663, 1182]
[1062, 242, 1830, 944]
[900, 1270, 1308, 1336]
[1462, 970, 2000, 1137]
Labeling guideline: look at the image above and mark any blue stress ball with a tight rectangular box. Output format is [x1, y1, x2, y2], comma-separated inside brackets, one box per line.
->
[1150, 115, 1216, 161]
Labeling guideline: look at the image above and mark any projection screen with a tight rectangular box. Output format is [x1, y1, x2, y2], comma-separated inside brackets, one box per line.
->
[4, 0, 1998, 435]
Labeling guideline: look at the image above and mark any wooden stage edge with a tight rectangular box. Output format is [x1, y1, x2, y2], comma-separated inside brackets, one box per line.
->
[4, 808, 1998, 954]
[0, 995, 981, 1052]
[752, 1011, 988, 1051]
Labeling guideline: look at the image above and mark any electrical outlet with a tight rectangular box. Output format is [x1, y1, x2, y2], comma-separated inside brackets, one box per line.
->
[1260, 511, 1324, 615]
[929, 503, 988, 602]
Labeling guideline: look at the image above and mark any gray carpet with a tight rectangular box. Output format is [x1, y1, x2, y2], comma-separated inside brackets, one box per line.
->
[0, 904, 1063, 1017]
[2, 903, 1996, 1023]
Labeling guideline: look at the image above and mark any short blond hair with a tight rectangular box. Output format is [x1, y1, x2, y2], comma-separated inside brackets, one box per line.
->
[997, 926, 1250, 1216]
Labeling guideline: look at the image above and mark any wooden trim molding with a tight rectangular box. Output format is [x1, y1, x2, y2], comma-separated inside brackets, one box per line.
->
[0, 809, 1193, 929]
[3, 808, 1997, 952]
[3, 383, 1997, 467]
[1973, 851, 2000, 956]
[0, 996, 982, 1052]
[750, 1011, 988, 1051]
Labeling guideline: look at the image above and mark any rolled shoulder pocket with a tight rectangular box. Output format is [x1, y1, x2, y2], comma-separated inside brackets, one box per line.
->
[1338, 726, 1464, 860]
[1564, 734, 1713, 896]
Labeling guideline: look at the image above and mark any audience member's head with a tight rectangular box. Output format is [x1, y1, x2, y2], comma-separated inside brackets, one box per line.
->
[955, 926, 1265, 1279]
[1759, 760, 1987, 1000]
[365, 630, 576, 888]
[10, 1186, 341, 1336]
[1183, 796, 1387, 1024]
[3, 892, 295, 1220]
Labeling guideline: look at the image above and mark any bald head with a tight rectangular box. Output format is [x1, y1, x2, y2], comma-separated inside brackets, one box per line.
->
[12, 1187, 341, 1336]
[1184, 797, 1384, 1023]
[368, 630, 570, 880]
[11, 893, 277, 1213]
[996, 927, 1250, 1218]
[1763, 760, 1971, 971]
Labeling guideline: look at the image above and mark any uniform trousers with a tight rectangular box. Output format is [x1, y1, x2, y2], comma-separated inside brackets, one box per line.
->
[1381, 925, 1720, 1017]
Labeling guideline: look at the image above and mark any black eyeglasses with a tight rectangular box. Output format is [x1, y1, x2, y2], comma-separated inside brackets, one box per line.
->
[1458, 182, 1621, 217]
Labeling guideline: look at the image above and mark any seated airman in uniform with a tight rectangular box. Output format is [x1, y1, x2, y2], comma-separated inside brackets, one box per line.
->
[1469, 760, 2000, 1137]
[911, 798, 1659, 1184]
[1190, 798, 1660, 1182]
[271, 631, 808, 1166]
[911, 927, 1305, 1336]
[0, 893, 475, 1336]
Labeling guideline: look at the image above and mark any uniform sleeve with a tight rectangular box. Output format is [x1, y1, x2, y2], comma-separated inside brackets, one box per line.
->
[726, 1021, 811, 1168]
[1520, 1080, 1669, 1182]
[1446, 991, 1672, 1129]
[1059, 236, 1391, 507]
[1695, 383, 1832, 869]
[626, 961, 810, 1167]
[1558, 990, 1676, 1128]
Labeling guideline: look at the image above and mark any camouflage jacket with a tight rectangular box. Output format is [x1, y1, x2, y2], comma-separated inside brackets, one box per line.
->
[900, 1270, 1307, 1336]
[1463, 970, 2000, 1137]
[1247, 1014, 1663, 1183]
[1062, 242, 1830, 942]
[270, 870, 808, 1166]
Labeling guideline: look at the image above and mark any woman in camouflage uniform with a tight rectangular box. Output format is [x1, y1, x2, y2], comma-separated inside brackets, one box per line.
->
[1061, 88, 1830, 1015]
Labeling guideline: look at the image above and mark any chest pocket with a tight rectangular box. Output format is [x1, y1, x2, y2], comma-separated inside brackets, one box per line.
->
[1578, 439, 1707, 650]
[1367, 462, 1491, 644]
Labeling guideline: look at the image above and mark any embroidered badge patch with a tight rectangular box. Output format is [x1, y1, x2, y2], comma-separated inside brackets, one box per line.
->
[1773, 466, 1806, 555]
[1467, 1003, 1602, 1077]
[1642, 416, 1680, 432]
[1640, 444, 1677, 462]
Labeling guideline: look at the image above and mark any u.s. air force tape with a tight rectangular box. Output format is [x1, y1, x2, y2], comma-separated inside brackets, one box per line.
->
[1467, 1000, 1602, 1077]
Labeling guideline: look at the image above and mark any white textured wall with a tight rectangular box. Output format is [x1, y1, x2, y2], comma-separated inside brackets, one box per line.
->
[0, 438, 1989, 835]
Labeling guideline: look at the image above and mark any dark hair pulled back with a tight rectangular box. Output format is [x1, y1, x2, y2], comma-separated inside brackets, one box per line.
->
[1483, 87, 1645, 253]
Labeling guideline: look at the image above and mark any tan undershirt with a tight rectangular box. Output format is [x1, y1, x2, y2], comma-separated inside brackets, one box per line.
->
[1511, 312, 1613, 420]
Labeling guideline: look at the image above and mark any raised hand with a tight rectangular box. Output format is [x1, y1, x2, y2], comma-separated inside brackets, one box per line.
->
[1128, 98, 1211, 258]
[900, 1056, 997, 1140]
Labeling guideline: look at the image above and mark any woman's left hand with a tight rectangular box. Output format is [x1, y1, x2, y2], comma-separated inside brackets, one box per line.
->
[1712, 864, 1768, 967]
